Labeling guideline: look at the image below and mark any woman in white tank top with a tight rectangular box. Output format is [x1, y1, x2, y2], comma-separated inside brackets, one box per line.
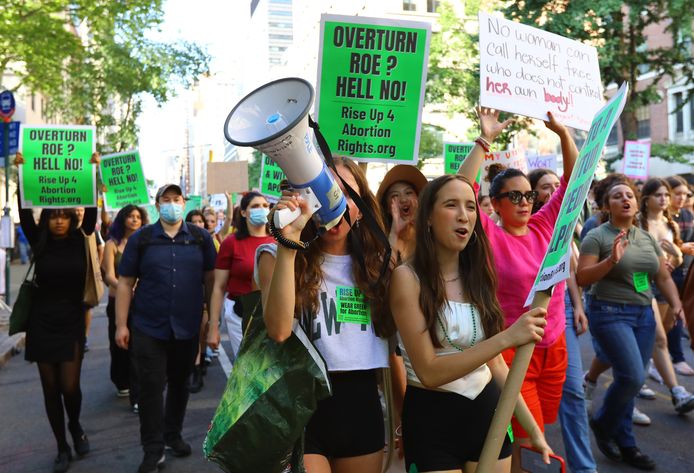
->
[389, 174, 552, 472]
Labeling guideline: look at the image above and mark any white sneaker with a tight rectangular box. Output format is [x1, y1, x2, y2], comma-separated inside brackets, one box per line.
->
[637, 384, 656, 400]
[673, 361, 694, 376]
[671, 386, 694, 415]
[647, 359, 663, 384]
[116, 388, 130, 398]
[632, 407, 651, 425]
[583, 371, 596, 412]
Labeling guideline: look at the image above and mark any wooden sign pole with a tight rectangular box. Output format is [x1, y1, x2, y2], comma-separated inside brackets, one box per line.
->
[476, 289, 552, 472]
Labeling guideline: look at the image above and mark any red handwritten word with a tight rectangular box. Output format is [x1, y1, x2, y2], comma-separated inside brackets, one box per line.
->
[543, 88, 573, 112]
[486, 77, 512, 96]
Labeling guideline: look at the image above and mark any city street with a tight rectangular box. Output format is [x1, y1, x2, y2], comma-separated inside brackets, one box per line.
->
[0, 261, 692, 472]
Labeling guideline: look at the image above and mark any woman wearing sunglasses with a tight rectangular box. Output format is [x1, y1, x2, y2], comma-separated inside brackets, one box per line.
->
[458, 108, 578, 471]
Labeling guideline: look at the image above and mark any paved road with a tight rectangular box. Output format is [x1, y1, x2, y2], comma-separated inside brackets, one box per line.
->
[1, 292, 693, 472]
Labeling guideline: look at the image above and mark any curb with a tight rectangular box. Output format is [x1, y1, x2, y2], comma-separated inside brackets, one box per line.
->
[0, 332, 25, 368]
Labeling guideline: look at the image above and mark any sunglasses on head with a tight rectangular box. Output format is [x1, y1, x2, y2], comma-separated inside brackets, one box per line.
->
[496, 190, 539, 205]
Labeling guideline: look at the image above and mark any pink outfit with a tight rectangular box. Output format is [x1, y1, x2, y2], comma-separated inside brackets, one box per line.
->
[478, 177, 568, 348]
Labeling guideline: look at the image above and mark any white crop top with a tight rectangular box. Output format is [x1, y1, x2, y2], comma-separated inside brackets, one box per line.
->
[255, 243, 389, 372]
[398, 297, 492, 399]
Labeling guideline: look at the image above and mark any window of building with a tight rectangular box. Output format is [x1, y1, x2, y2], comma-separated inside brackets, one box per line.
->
[403, 0, 417, 11]
[636, 106, 650, 139]
[31, 93, 35, 112]
[675, 92, 684, 133]
[606, 124, 618, 146]
[690, 94, 694, 130]
[269, 34, 293, 40]
[427, 0, 439, 12]
[636, 43, 650, 75]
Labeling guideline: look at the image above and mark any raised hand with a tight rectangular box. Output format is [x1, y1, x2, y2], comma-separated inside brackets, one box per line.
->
[543, 111, 569, 136]
[476, 107, 514, 143]
[610, 230, 629, 263]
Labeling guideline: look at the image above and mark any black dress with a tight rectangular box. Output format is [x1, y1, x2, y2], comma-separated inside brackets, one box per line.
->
[19, 205, 96, 363]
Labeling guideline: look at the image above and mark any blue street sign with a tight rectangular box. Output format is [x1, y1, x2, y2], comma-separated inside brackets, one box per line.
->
[1, 121, 18, 167]
[0, 121, 19, 156]
[0, 90, 15, 119]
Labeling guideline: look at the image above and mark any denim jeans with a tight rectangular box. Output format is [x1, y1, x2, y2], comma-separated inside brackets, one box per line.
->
[558, 291, 597, 473]
[130, 327, 198, 454]
[588, 300, 655, 448]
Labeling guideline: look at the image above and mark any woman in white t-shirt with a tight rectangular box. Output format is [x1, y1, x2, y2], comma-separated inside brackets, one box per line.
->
[389, 174, 552, 473]
[258, 157, 393, 473]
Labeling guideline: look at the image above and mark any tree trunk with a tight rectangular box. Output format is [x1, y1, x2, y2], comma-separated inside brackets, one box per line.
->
[620, 108, 638, 142]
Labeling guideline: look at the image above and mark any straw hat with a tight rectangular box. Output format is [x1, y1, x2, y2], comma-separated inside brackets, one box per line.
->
[376, 165, 428, 204]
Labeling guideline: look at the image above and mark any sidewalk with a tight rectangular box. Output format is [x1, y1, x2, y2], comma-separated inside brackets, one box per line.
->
[0, 261, 31, 368]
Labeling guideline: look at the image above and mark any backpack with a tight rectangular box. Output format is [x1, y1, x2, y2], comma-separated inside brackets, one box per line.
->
[135, 223, 207, 271]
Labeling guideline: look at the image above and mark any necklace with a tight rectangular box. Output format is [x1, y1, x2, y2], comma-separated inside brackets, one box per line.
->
[436, 304, 479, 352]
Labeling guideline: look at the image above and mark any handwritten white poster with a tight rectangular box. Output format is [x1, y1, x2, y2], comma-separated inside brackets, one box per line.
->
[479, 12, 603, 131]
[479, 148, 527, 195]
[527, 154, 558, 172]
[622, 141, 650, 180]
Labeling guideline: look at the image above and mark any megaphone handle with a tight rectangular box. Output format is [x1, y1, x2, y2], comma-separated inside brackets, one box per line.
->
[272, 187, 322, 229]
[273, 206, 302, 229]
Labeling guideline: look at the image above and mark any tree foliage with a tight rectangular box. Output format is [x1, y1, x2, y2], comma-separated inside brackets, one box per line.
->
[0, 0, 210, 152]
[427, 0, 693, 159]
[426, 0, 530, 147]
[505, 0, 693, 144]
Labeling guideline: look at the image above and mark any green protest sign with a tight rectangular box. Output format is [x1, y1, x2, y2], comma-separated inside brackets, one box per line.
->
[259, 155, 285, 199]
[143, 203, 159, 222]
[18, 125, 96, 208]
[525, 83, 629, 306]
[316, 14, 431, 164]
[100, 150, 150, 211]
[185, 195, 203, 216]
[444, 142, 475, 175]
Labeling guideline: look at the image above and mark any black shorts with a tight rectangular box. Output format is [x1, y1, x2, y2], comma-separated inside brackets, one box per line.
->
[402, 382, 512, 472]
[304, 369, 385, 458]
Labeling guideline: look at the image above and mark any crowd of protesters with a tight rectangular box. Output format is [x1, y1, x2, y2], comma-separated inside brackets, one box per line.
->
[11, 105, 694, 473]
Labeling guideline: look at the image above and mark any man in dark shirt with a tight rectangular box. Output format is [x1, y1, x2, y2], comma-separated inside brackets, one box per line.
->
[115, 184, 216, 473]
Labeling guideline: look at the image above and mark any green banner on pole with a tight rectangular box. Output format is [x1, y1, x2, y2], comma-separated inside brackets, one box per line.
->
[525, 83, 629, 306]
[259, 155, 284, 199]
[18, 125, 97, 208]
[100, 150, 150, 211]
[185, 195, 203, 216]
[444, 142, 475, 175]
[316, 14, 432, 164]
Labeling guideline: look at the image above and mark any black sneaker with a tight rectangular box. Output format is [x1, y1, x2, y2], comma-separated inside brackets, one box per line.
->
[53, 450, 72, 473]
[589, 417, 621, 461]
[619, 446, 656, 470]
[68, 422, 90, 456]
[165, 437, 192, 457]
[137, 452, 165, 473]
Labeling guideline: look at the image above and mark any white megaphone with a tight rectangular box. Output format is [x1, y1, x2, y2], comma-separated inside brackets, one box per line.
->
[224, 77, 347, 231]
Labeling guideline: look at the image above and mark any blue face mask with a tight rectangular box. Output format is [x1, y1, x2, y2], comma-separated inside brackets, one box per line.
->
[159, 202, 184, 224]
[248, 207, 270, 226]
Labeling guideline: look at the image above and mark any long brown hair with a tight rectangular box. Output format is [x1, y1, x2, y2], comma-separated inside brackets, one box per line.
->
[412, 174, 504, 348]
[639, 178, 682, 245]
[293, 157, 394, 337]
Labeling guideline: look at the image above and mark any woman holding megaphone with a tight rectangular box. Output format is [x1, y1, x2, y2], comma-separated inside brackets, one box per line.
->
[258, 157, 393, 473]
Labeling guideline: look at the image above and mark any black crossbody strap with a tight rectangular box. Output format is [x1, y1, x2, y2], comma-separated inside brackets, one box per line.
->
[307, 116, 392, 286]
